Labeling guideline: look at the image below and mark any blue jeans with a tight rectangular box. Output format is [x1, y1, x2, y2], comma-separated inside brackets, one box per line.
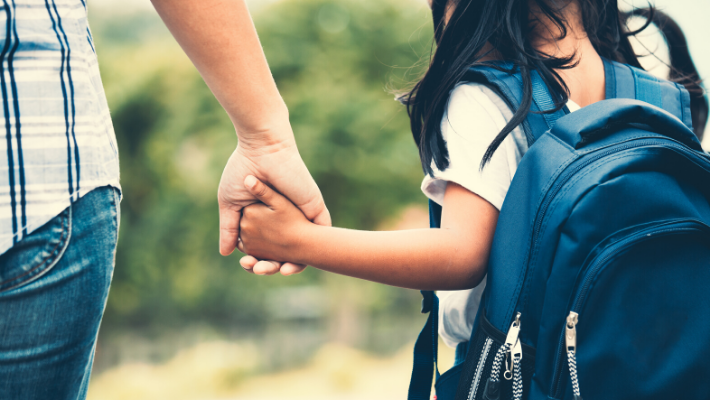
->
[0, 186, 120, 399]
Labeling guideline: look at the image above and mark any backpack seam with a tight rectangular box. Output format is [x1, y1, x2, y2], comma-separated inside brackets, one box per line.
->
[518, 151, 639, 318]
[503, 142, 577, 327]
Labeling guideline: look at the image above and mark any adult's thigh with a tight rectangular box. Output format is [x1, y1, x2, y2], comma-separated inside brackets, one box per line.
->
[0, 186, 120, 400]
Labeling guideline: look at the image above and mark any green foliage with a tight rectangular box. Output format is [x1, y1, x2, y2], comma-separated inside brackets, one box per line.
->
[260, 0, 433, 228]
[94, 0, 434, 331]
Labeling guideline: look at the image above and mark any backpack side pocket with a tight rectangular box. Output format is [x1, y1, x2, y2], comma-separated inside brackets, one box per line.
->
[451, 311, 536, 400]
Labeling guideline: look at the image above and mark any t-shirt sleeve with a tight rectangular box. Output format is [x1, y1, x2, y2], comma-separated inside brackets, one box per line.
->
[421, 83, 527, 211]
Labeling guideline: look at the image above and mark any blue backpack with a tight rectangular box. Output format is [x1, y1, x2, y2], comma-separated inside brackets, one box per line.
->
[408, 59, 710, 400]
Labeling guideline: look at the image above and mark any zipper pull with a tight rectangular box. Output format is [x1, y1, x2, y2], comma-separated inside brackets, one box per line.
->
[484, 313, 523, 400]
[504, 312, 522, 380]
[565, 311, 579, 354]
[505, 312, 522, 345]
[566, 311, 583, 400]
[511, 337, 523, 362]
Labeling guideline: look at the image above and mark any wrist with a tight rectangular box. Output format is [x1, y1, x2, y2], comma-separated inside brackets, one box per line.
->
[289, 221, 321, 266]
[232, 103, 293, 148]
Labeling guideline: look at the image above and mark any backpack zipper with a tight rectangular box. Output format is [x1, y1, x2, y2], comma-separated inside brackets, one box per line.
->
[565, 312, 583, 400]
[511, 336, 524, 400]
[549, 220, 710, 398]
[480, 313, 522, 400]
[467, 337, 493, 400]
[503, 312, 522, 381]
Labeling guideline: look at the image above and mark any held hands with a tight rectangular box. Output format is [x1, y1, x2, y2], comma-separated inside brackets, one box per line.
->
[218, 134, 330, 275]
[237, 176, 312, 267]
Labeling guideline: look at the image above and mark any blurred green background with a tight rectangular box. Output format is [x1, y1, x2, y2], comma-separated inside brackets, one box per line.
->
[85, 0, 709, 398]
[96, 0, 429, 334]
[88, 0, 442, 398]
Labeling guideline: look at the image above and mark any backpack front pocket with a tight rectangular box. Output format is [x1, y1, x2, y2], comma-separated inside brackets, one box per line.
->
[548, 219, 710, 400]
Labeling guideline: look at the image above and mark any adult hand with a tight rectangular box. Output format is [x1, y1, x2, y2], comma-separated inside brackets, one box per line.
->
[218, 124, 331, 275]
[151, 0, 330, 274]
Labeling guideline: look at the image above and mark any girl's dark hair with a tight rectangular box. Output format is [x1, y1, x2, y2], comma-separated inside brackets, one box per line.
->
[405, 0, 708, 174]
[623, 8, 708, 142]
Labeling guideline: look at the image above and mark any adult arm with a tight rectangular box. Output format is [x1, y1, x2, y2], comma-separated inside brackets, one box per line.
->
[239, 176, 497, 290]
[150, 0, 331, 274]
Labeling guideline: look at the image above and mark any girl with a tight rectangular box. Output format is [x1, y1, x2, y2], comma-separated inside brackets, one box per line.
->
[238, 0, 707, 348]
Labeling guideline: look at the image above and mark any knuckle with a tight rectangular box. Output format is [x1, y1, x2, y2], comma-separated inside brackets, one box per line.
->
[220, 225, 238, 234]
[243, 205, 258, 219]
[256, 185, 269, 197]
[297, 195, 327, 220]
[240, 221, 251, 232]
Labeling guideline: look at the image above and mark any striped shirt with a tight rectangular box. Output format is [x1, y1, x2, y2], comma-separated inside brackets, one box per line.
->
[0, 0, 119, 256]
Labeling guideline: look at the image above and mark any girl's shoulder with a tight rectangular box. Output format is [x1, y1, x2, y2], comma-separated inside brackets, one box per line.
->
[444, 82, 527, 149]
[444, 81, 580, 144]
[421, 82, 530, 210]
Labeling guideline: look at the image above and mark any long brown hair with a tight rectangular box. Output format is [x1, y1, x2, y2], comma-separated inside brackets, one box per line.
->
[405, 0, 707, 174]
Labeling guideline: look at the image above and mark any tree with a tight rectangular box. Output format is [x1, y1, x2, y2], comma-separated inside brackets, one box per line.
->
[94, 0, 434, 332]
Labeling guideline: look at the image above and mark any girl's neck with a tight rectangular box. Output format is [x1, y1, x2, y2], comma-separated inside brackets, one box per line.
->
[529, 0, 606, 107]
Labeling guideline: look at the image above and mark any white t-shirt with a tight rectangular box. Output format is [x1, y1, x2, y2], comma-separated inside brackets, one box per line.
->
[421, 83, 580, 348]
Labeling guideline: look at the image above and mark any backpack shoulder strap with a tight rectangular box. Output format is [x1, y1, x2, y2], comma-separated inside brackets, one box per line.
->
[408, 64, 570, 400]
[465, 60, 695, 141]
[408, 201, 442, 400]
[462, 63, 570, 146]
[604, 59, 694, 131]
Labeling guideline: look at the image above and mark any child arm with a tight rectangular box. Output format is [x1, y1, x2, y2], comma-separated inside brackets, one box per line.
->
[239, 176, 498, 290]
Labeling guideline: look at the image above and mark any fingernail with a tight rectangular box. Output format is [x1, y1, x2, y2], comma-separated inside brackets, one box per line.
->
[244, 175, 257, 188]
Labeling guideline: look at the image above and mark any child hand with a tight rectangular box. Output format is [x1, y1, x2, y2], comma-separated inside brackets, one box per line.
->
[238, 175, 312, 267]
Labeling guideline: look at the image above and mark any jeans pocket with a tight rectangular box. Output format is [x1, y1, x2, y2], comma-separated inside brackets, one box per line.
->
[0, 207, 72, 292]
